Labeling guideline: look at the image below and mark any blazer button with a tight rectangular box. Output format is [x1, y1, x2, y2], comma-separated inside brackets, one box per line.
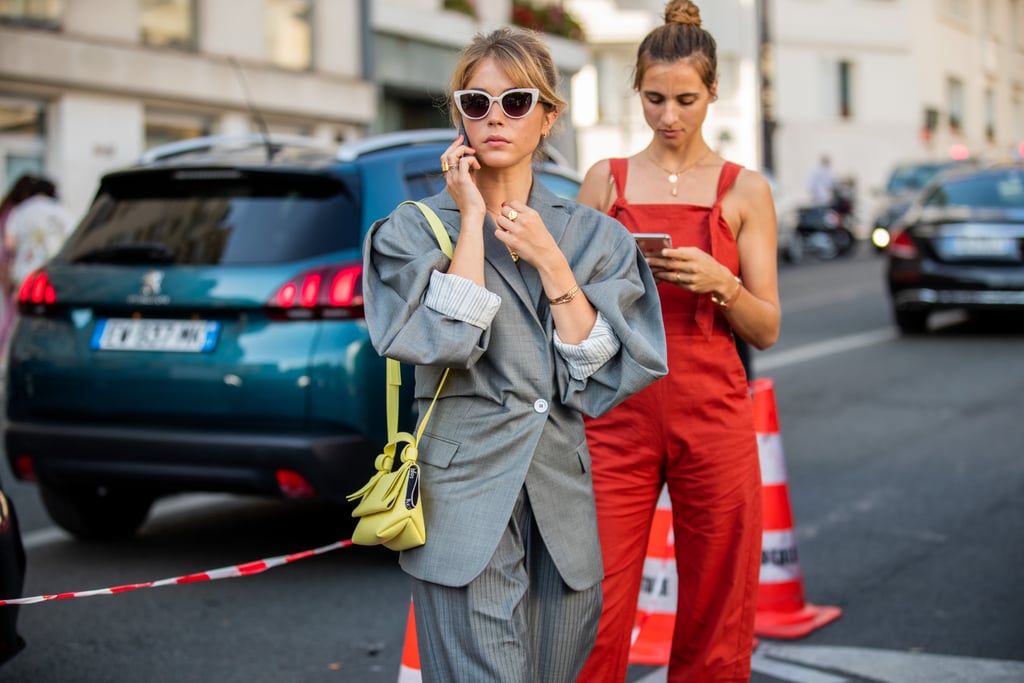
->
[533, 399, 549, 413]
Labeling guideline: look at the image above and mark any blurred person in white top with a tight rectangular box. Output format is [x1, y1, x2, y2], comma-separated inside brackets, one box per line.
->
[807, 155, 837, 206]
[4, 176, 72, 290]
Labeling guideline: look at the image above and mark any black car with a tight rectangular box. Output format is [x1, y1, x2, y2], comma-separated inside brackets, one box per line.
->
[886, 163, 1024, 333]
[870, 159, 974, 251]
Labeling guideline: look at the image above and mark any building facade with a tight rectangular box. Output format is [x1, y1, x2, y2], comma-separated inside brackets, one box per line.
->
[4, 0, 1022, 228]
[768, 0, 1024, 219]
[0, 0, 587, 220]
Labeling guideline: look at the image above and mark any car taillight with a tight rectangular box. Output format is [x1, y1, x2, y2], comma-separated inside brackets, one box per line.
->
[887, 229, 918, 259]
[17, 270, 57, 309]
[276, 469, 316, 499]
[266, 262, 364, 320]
[12, 454, 36, 482]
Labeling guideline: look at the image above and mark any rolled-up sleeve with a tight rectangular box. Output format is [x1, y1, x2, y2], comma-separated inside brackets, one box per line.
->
[423, 270, 501, 329]
[553, 312, 621, 380]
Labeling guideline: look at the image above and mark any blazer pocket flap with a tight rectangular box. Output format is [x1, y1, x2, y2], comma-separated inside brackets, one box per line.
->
[416, 432, 460, 469]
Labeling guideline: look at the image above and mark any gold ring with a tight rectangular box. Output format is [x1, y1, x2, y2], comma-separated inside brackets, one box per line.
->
[441, 160, 450, 173]
[506, 209, 518, 222]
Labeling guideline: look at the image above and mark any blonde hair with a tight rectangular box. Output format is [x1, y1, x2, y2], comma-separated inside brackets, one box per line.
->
[447, 26, 566, 128]
[632, 0, 717, 92]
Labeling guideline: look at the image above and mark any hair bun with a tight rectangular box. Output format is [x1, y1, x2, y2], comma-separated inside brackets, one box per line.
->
[664, 0, 701, 27]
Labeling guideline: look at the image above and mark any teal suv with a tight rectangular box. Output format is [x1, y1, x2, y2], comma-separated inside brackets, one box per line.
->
[4, 130, 580, 539]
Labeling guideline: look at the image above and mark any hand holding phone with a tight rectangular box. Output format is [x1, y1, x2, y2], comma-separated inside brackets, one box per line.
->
[458, 124, 475, 154]
[634, 233, 672, 257]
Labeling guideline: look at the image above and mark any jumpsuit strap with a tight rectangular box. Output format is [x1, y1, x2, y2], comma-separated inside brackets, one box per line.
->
[607, 158, 630, 218]
[696, 162, 744, 339]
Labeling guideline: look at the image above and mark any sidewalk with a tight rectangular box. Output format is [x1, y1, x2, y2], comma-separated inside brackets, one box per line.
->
[630, 644, 1024, 683]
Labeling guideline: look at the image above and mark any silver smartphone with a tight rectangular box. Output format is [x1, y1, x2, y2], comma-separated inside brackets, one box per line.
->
[634, 233, 672, 257]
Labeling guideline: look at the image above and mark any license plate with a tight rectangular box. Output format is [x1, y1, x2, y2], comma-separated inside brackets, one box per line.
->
[938, 236, 1018, 260]
[91, 319, 220, 352]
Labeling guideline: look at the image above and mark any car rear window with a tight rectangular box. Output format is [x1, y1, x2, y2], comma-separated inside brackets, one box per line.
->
[925, 169, 1024, 209]
[58, 168, 361, 266]
[885, 162, 965, 194]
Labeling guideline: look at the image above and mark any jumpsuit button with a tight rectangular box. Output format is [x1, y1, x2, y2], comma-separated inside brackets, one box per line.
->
[533, 399, 549, 413]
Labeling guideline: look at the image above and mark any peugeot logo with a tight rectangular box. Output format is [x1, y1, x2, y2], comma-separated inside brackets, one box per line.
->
[141, 271, 164, 296]
[127, 270, 171, 305]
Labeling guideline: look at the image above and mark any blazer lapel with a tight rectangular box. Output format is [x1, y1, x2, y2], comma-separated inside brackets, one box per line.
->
[433, 184, 572, 318]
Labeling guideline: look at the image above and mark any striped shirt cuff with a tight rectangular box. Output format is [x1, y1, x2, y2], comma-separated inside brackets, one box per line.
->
[424, 270, 501, 329]
[554, 312, 621, 380]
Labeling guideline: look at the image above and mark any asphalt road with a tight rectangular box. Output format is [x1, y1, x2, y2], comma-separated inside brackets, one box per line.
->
[2, 247, 1024, 682]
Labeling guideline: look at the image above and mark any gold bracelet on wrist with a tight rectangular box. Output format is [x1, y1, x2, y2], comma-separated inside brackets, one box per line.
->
[548, 284, 580, 305]
[711, 276, 742, 309]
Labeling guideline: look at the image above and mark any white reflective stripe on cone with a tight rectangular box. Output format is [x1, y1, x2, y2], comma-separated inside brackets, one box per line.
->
[757, 432, 788, 487]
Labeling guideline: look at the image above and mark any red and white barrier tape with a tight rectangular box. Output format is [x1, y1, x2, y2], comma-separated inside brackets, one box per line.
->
[0, 538, 352, 606]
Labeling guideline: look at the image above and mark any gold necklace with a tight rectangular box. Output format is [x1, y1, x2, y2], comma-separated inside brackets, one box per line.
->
[647, 149, 711, 196]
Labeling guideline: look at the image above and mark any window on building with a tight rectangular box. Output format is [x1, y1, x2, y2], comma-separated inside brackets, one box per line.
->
[266, 0, 312, 71]
[1012, 0, 1022, 48]
[0, 0, 63, 27]
[140, 0, 196, 50]
[838, 60, 854, 119]
[947, 77, 964, 133]
[144, 110, 210, 152]
[939, 0, 970, 24]
[985, 88, 996, 142]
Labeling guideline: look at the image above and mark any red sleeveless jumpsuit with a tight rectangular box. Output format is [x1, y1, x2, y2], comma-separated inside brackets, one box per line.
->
[580, 159, 762, 682]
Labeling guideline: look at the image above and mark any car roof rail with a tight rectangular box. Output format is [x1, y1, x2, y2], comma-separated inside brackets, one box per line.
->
[335, 129, 455, 162]
[138, 133, 331, 165]
[334, 127, 576, 169]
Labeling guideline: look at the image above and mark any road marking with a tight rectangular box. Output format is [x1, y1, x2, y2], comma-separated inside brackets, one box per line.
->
[631, 644, 1024, 683]
[756, 328, 898, 371]
[630, 653, 850, 683]
[751, 651, 849, 683]
[756, 644, 1024, 683]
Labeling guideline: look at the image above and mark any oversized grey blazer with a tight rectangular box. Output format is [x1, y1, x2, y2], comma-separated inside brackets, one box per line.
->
[362, 181, 668, 590]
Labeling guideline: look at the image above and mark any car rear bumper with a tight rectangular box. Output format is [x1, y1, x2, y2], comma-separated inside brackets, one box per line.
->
[893, 287, 1024, 308]
[4, 420, 377, 501]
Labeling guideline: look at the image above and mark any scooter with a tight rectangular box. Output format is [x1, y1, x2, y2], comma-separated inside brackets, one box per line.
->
[783, 186, 857, 262]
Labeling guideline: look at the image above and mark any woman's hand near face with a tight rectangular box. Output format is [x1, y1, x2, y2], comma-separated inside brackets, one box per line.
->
[440, 134, 489, 286]
[492, 199, 560, 271]
[442, 134, 485, 220]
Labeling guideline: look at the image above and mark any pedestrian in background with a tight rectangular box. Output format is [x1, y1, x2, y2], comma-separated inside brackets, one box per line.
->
[362, 26, 668, 682]
[576, 0, 780, 680]
[807, 154, 837, 206]
[0, 175, 39, 349]
[4, 176, 72, 293]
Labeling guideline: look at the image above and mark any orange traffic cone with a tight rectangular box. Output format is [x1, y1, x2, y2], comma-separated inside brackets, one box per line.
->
[751, 378, 842, 639]
[397, 600, 422, 682]
[627, 485, 675, 665]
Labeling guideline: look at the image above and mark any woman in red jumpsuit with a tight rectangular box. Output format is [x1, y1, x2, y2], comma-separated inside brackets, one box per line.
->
[576, 1, 781, 681]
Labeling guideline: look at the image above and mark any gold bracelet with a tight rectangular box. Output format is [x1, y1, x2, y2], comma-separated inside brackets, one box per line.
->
[711, 276, 742, 309]
[548, 284, 580, 305]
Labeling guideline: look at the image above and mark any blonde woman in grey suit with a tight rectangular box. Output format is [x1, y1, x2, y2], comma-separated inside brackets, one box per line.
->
[363, 26, 668, 683]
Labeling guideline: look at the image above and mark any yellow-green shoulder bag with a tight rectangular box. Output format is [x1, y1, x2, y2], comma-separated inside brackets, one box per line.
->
[346, 201, 452, 551]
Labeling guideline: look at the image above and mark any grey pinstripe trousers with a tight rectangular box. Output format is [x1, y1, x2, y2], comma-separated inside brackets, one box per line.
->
[409, 487, 602, 682]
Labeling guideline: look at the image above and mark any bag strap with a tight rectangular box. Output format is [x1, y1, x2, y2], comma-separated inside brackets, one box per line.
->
[386, 201, 454, 447]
